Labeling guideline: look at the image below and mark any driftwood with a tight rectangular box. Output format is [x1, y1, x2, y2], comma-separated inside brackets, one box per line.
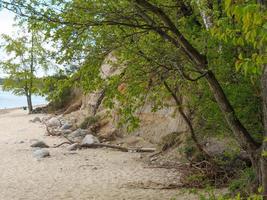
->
[81, 143, 129, 152]
[129, 147, 156, 153]
[44, 122, 156, 153]
[52, 141, 71, 148]
[81, 143, 156, 153]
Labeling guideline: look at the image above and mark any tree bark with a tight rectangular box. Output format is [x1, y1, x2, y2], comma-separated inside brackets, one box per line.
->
[26, 93, 33, 113]
[93, 89, 105, 116]
[163, 81, 212, 160]
[261, 65, 267, 199]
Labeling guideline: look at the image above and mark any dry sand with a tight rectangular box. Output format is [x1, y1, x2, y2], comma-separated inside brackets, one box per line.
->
[0, 109, 197, 200]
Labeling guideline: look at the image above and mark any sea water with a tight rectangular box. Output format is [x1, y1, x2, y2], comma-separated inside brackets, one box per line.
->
[0, 87, 47, 109]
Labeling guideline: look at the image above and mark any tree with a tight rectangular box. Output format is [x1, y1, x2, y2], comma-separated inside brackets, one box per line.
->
[1, 0, 266, 195]
[0, 25, 48, 113]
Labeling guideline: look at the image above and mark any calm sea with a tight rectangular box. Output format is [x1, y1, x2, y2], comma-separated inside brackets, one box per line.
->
[0, 87, 47, 109]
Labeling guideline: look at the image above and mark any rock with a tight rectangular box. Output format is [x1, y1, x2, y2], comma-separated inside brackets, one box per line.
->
[98, 128, 119, 141]
[61, 123, 72, 130]
[31, 117, 41, 123]
[67, 143, 80, 151]
[30, 141, 49, 148]
[68, 128, 91, 142]
[46, 117, 61, 127]
[61, 129, 72, 135]
[63, 99, 82, 115]
[33, 149, 50, 159]
[19, 141, 25, 144]
[81, 134, 100, 145]
[31, 106, 48, 114]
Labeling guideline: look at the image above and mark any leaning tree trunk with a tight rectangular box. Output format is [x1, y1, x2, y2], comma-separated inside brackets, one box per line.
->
[135, 0, 262, 186]
[261, 65, 267, 199]
[163, 81, 212, 160]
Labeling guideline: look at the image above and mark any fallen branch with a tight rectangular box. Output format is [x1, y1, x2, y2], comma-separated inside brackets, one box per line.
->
[130, 147, 156, 153]
[81, 143, 129, 152]
[81, 143, 156, 153]
[62, 135, 75, 144]
[52, 141, 71, 148]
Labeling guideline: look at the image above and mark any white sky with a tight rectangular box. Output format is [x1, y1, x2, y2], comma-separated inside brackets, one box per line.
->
[0, 9, 16, 35]
[0, 9, 17, 77]
[0, 9, 58, 77]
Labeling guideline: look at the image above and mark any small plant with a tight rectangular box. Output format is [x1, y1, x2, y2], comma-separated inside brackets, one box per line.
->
[229, 167, 256, 197]
[79, 115, 100, 129]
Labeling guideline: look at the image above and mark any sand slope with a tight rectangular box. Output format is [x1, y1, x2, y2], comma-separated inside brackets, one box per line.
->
[0, 109, 196, 200]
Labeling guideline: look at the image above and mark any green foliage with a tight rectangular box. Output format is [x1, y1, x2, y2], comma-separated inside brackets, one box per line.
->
[79, 116, 100, 129]
[229, 168, 256, 196]
[41, 72, 73, 110]
[211, 1, 267, 76]
[0, 22, 50, 112]
[2, 0, 266, 196]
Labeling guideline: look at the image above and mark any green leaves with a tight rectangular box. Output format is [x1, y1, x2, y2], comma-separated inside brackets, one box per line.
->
[0, 22, 50, 99]
[212, 1, 267, 76]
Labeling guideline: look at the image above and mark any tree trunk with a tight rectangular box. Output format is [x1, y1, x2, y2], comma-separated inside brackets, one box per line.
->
[261, 65, 267, 199]
[163, 81, 212, 160]
[135, 0, 260, 151]
[26, 93, 33, 114]
[93, 89, 105, 116]
[135, 0, 262, 187]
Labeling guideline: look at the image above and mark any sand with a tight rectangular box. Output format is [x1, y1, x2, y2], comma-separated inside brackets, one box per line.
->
[0, 109, 197, 200]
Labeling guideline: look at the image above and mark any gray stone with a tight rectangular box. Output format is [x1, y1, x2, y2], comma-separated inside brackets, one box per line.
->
[32, 117, 41, 123]
[68, 129, 91, 142]
[67, 143, 80, 151]
[33, 149, 50, 159]
[61, 123, 72, 130]
[61, 129, 72, 135]
[30, 141, 49, 148]
[81, 134, 99, 145]
[47, 117, 61, 127]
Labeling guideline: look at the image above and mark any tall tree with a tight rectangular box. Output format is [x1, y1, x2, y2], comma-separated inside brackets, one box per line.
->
[1, 0, 266, 194]
[0, 25, 48, 113]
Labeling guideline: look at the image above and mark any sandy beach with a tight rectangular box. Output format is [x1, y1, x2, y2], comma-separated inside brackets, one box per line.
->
[0, 109, 196, 200]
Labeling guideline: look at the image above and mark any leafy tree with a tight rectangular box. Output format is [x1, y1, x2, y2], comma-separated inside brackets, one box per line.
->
[1, 0, 266, 196]
[0, 25, 49, 113]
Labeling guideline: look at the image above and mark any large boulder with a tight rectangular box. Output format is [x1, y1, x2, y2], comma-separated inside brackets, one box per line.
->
[68, 128, 91, 142]
[81, 134, 100, 145]
[33, 149, 50, 159]
[30, 141, 49, 148]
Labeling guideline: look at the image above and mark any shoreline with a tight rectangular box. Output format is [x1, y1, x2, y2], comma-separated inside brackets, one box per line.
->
[0, 104, 48, 115]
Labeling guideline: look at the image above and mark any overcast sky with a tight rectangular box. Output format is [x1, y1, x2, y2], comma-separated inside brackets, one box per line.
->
[0, 9, 16, 35]
[0, 9, 57, 77]
[0, 9, 16, 77]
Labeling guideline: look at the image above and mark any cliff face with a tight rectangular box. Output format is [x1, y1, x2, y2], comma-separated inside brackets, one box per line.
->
[78, 53, 187, 145]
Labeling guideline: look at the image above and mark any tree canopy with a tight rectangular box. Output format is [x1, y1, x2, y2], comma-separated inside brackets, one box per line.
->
[0, 0, 267, 197]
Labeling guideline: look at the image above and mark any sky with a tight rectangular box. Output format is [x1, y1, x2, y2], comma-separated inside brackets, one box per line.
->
[0, 9, 17, 77]
[0, 9, 16, 35]
[0, 9, 57, 77]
